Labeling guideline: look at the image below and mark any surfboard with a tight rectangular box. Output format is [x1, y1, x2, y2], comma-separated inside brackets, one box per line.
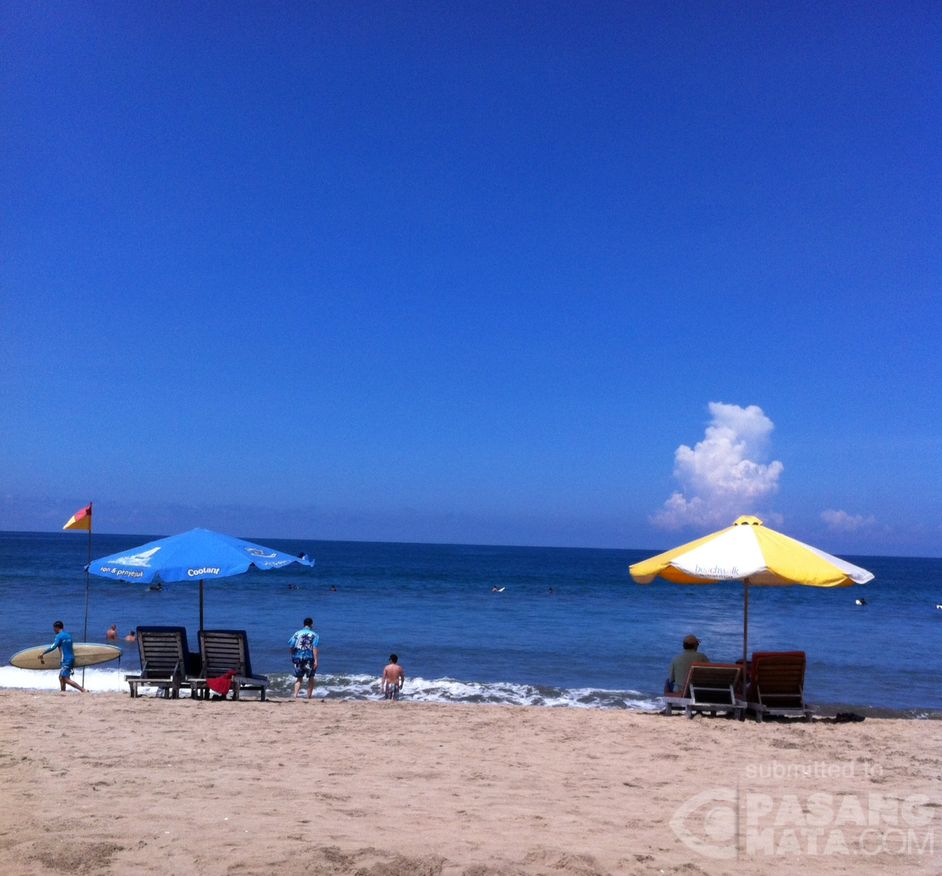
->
[10, 643, 122, 670]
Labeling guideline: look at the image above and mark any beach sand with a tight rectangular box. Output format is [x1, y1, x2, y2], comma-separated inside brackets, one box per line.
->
[0, 691, 938, 875]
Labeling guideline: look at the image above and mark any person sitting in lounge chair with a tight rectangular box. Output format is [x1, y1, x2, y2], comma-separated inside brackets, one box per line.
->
[665, 634, 709, 695]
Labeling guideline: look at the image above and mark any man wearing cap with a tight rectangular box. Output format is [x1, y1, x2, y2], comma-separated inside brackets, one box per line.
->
[664, 634, 709, 696]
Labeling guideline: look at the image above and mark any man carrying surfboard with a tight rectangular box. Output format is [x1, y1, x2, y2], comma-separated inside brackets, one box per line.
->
[39, 621, 86, 693]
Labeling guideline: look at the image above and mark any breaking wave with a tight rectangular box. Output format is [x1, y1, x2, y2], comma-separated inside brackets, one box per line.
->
[268, 672, 663, 710]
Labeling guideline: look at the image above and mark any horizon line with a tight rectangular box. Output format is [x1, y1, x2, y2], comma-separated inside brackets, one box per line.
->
[0, 528, 937, 562]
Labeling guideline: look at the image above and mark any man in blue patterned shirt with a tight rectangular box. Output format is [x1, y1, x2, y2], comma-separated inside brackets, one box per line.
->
[288, 617, 320, 700]
[39, 620, 86, 693]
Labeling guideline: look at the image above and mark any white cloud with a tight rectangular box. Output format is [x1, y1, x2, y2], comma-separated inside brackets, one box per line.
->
[820, 509, 876, 532]
[652, 402, 784, 530]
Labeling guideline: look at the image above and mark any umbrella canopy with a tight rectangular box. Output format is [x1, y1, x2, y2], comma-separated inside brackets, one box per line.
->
[629, 516, 873, 674]
[88, 528, 314, 630]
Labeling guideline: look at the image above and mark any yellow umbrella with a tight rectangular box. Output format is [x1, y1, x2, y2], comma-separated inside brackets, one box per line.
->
[629, 516, 874, 671]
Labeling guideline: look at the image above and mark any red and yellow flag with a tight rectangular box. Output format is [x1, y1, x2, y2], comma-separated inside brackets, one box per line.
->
[63, 504, 92, 531]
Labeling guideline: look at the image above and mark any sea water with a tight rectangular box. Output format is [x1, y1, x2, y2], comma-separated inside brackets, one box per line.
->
[0, 532, 939, 715]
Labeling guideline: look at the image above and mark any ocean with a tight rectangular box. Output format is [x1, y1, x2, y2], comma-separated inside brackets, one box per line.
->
[1, 531, 938, 715]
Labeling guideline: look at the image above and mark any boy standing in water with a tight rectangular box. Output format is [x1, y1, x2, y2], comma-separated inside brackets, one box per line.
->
[39, 620, 86, 693]
[288, 617, 319, 700]
[382, 654, 405, 700]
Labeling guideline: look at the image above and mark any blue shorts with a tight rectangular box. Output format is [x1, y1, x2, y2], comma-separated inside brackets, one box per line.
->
[292, 658, 316, 679]
[60, 661, 75, 679]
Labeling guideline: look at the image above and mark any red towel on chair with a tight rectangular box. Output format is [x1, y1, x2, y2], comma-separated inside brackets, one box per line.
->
[206, 669, 237, 697]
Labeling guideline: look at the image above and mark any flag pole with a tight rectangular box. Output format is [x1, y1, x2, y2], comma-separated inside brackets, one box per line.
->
[81, 502, 93, 688]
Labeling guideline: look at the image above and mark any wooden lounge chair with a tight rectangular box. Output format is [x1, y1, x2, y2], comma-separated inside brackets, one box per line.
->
[664, 663, 746, 719]
[747, 651, 814, 722]
[195, 630, 270, 701]
[125, 626, 199, 698]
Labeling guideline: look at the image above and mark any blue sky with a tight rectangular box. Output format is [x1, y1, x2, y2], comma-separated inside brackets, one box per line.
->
[2, 3, 939, 556]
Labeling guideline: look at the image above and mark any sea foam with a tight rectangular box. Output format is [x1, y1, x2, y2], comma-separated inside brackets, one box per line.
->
[268, 672, 663, 710]
[0, 665, 128, 693]
[0, 664, 662, 709]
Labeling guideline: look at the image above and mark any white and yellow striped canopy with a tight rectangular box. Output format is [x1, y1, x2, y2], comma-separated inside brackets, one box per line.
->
[630, 516, 874, 588]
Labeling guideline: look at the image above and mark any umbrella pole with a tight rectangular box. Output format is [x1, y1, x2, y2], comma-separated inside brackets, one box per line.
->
[742, 577, 750, 695]
[199, 579, 204, 633]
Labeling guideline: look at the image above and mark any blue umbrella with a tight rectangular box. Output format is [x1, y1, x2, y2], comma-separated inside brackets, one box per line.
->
[88, 528, 314, 630]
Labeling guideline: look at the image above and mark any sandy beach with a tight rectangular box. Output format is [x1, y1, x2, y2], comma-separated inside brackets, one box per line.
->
[0, 691, 938, 875]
